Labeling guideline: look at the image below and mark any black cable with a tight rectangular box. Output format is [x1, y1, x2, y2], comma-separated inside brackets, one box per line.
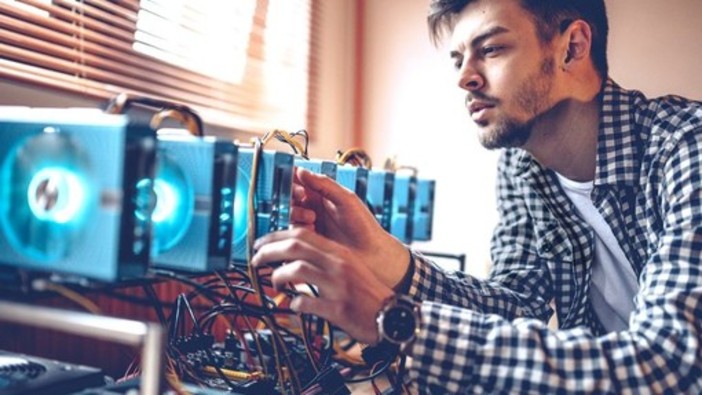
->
[169, 295, 183, 340]
[174, 294, 240, 391]
[394, 355, 408, 394]
[180, 293, 202, 335]
[142, 283, 167, 325]
[344, 359, 392, 384]
[151, 269, 229, 305]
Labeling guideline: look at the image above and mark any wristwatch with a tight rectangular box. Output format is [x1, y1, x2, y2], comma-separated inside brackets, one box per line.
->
[376, 294, 421, 355]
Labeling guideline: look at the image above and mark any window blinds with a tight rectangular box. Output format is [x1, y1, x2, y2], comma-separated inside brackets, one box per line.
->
[0, 0, 318, 134]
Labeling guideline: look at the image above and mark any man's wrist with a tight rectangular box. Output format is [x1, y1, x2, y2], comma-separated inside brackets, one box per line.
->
[392, 248, 416, 294]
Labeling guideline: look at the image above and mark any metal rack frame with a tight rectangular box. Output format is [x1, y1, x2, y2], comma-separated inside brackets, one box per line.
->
[0, 300, 165, 395]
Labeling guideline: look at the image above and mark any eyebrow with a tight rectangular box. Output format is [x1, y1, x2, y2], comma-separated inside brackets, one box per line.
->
[450, 26, 510, 60]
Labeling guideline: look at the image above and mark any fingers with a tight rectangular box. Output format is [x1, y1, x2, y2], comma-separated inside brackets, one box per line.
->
[292, 183, 319, 207]
[291, 183, 306, 203]
[270, 259, 328, 290]
[296, 167, 357, 208]
[251, 228, 336, 268]
[251, 227, 392, 344]
[290, 206, 316, 225]
[289, 294, 325, 315]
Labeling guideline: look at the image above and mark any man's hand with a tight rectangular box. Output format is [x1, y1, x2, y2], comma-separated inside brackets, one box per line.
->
[288, 167, 411, 289]
[251, 228, 394, 344]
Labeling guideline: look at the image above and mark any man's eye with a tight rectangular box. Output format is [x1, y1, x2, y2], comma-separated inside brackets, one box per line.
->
[453, 59, 463, 70]
[482, 46, 503, 57]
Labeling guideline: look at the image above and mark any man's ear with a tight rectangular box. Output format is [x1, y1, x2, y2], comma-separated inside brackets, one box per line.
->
[561, 20, 592, 70]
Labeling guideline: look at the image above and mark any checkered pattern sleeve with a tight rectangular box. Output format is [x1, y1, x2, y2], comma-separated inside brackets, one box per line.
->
[405, 127, 702, 393]
[408, 149, 554, 322]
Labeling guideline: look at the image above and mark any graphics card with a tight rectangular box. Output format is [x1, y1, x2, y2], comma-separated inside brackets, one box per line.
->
[231, 148, 294, 264]
[0, 108, 156, 282]
[149, 135, 237, 273]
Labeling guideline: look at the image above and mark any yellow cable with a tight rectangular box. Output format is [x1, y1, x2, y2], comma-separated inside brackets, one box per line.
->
[247, 129, 341, 393]
[165, 357, 190, 395]
[336, 147, 373, 168]
[245, 132, 301, 394]
[272, 129, 307, 158]
[396, 165, 419, 177]
[201, 366, 264, 381]
[383, 156, 398, 171]
[39, 282, 102, 315]
[149, 108, 200, 136]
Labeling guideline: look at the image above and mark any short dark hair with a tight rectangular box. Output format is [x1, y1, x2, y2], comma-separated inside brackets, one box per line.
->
[428, 0, 609, 79]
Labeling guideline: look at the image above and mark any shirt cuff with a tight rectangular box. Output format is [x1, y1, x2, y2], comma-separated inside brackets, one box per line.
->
[393, 247, 416, 294]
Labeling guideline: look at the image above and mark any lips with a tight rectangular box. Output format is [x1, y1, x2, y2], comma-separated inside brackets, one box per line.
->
[468, 101, 494, 114]
[468, 101, 495, 122]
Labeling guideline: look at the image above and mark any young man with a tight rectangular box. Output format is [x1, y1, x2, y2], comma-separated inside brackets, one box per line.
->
[252, 0, 702, 392]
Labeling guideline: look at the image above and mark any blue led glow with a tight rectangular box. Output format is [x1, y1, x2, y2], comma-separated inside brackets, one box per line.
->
[151, 153, 194, 255]
[152, 179, 178, 223]
[26, 167, 86, 224]
[0, 132, 100, 264]
[232, 169, 251, 246]
[134, 178, 155, 222]
[218, 186, 234, 225]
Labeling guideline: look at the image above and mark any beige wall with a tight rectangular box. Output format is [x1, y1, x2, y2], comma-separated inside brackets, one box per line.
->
[607, 0, 702, 99]
[359, 0, 702, 276]
[308, 1, 357, 159]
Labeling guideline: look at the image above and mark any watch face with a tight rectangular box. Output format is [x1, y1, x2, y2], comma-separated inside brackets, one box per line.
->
[382, 304, 417, 343]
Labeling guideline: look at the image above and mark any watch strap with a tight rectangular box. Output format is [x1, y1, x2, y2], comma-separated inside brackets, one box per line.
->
[361, 340, 399, 365]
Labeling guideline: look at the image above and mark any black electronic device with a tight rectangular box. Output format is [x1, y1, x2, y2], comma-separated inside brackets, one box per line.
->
[0, 350, 105, 395]
[390, 173, 418, 244]
[412, 178, 436, 241]
[149, 135, 237, 273]
[231, 148, 294, 264]
[0, 108, 156, 282]
[366, 170, 394, 231]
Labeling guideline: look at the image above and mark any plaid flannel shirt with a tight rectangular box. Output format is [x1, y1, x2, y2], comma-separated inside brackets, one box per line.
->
[406, 80, 702, 394]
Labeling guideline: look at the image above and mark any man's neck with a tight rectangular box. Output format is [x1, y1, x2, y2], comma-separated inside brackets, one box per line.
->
[522, 85, 602, 182]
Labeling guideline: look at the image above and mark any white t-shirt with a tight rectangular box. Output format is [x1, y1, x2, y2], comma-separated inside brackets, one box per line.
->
[556, 173, 639, 332]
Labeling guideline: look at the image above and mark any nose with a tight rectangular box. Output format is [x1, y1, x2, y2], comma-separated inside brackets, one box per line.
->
[457, 63, 484, 92]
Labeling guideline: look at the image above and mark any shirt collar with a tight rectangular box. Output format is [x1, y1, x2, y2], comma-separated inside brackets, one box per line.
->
[593, 79, 642, 187]
[515, 79, 642, 186]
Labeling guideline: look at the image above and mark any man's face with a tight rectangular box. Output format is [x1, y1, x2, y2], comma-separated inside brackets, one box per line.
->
[449, 0, 558, 149]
